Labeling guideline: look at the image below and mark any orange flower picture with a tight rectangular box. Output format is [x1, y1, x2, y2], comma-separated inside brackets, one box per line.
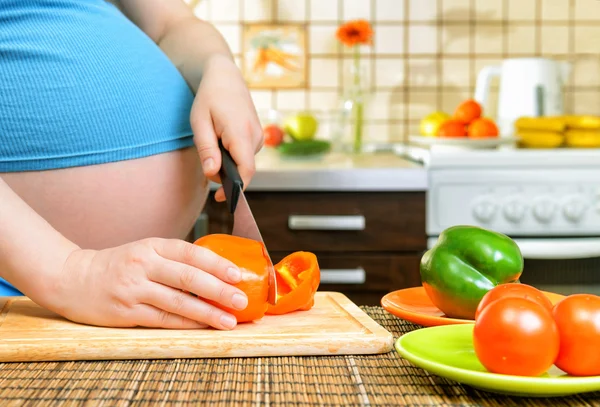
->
[242, 24, 307, 89]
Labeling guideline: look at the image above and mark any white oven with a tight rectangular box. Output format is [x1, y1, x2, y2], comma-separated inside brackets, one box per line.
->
[423, 148, 600, 296]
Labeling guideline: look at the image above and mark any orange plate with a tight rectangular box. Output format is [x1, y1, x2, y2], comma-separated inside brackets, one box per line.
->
[381, 287, 566, 327]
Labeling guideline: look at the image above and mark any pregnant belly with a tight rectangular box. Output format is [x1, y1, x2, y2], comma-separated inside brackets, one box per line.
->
[1, 147, 208, 249]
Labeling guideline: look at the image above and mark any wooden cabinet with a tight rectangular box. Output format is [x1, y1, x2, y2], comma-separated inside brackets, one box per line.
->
[197, 191, 427, 306]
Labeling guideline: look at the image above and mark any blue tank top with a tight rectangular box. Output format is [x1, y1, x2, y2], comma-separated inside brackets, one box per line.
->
[0, 0, 195, 172]
[0, 0, 197, 295]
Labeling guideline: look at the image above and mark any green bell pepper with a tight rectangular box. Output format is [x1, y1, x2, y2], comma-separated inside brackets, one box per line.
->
[420, 225, 524, 320]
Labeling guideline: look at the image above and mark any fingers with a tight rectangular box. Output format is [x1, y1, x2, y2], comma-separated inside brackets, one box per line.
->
[190, 107, 221, 179]
[131, 303, 209, 329]
[154, 239, 241, 284]
[223, 128, 256, 189]
[148, 258, 248, 311]
[214, 187, 226, 202]
[139, 284, 238, 330]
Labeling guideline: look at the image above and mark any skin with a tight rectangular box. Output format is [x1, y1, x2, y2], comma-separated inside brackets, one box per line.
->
[0, 0, 263, 330]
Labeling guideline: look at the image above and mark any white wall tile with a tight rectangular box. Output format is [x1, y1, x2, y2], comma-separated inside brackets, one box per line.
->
[214, 24, 241, 54]
[244, 0, 273, 21]
[211, 0, 241, 21]
[507, 0, 536, 20]
[309, 90, 340, 110]
[375, 59, 404, 88]
[277, 0, 307, 21]
[476, 0, 504, 20]
[408, 24, 437, 54]
[310, 0, 339, 21]
[374, 26, 404, 54]
[342, 0, 371, 20]
[251, 90, 274, 111]
[409, 0, 437, 22]
[365, 91, 393, 119]
[541, 0, 569, 20]
[309, 25, 339, 54]
[440, 0, 470, 20]
[375, 0, 404, 22]
[192, 0, 210, 20]
[575, 0, 600, 20]
[276, 90, 307, 110]
[310, 58, 339, 87]
[365, 124, 392, 143]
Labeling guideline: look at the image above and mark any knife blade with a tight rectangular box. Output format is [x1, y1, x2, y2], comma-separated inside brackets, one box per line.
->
[217, 140, 277, 305]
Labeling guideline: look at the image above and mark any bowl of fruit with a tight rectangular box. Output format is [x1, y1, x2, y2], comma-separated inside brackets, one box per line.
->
[410, 99, 517, 149]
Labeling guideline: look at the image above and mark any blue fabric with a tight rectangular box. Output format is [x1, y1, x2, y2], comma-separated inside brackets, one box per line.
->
[0, 0, 196, 172]
[0, 278, 23, 297]
[0, 0, 197, 295]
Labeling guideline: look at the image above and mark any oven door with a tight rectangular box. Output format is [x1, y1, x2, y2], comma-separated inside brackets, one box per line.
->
[427, 237, 600, 296]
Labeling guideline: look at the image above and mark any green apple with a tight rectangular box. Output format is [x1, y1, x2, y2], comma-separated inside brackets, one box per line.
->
[283, 113, 318, 141]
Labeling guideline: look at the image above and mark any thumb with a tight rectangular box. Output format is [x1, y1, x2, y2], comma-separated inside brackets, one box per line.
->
[191, 108, 221, 178]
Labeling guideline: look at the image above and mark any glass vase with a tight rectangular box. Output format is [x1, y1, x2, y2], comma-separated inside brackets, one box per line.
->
[334, 49, 369, 154]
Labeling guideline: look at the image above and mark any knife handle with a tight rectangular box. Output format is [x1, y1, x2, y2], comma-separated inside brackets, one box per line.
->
[218, 140, 243, 214]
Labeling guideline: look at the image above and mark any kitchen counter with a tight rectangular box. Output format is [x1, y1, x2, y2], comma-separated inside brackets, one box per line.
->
[1, 306, 595, 406]
[210, 149, 427, 192]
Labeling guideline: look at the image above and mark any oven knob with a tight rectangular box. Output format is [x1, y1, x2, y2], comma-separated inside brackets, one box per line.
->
[562, 195, 587, 222]
[472, 196, 497, 223]
[503, 197, 527, 223]
[532, 197, 556, 223]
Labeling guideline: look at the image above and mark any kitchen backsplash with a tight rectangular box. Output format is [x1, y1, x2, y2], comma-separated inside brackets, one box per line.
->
[188, 0, 600, 143]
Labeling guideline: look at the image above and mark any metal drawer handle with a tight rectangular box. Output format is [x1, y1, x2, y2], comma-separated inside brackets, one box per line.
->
[320, 268, 366, 284]
[288, 215, 366, 231]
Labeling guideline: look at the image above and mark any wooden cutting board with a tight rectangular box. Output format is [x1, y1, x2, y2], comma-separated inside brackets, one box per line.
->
[0, 292, 394, 362]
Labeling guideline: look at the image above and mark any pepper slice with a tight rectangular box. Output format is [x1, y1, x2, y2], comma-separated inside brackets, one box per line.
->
[266, 251, 320, 315]
[194, 234, 270, 323]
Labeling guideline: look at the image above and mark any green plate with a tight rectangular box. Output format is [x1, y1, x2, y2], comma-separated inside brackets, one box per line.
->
[395, 324, 600, 397]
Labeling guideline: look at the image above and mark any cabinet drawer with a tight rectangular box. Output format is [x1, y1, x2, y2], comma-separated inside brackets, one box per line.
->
[269, 252, 422, 293]
[206, 192, 426, 252]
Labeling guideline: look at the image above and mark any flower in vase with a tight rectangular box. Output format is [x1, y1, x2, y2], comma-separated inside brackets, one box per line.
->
[335, 20, 373, 154]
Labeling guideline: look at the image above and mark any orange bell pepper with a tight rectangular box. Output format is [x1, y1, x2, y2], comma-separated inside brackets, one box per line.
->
[266, 252, 320, 315]
[193, 234, 269, 323]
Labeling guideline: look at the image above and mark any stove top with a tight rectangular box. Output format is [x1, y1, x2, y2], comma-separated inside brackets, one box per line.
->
[400, 145, 600, 168]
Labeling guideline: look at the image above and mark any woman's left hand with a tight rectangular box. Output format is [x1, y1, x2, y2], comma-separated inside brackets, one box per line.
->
[190, 55, 263, 202]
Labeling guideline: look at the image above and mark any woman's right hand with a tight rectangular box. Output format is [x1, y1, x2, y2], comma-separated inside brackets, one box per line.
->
[48, 237, 249, 330]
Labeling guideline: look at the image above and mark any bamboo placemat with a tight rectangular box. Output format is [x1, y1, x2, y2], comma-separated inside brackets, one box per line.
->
[0, 306, 598, 406]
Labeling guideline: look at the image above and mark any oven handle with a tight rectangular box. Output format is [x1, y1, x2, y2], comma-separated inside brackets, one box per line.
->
[427, 237, 600, 260]
[513, 238, 600, 260]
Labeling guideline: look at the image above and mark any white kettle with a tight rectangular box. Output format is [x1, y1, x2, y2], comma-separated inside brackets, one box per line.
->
[474, 58, 571, 136]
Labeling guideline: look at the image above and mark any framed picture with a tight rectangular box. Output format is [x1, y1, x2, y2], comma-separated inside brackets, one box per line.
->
[242, 23, 308, 89]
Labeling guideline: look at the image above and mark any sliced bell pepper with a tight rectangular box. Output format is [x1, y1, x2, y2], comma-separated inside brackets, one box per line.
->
[420, 225, 523, 320]
[266, 251, 320, 315]
[194, 234, 269, 323]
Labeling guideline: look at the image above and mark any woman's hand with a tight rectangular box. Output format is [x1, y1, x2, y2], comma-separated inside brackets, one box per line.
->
[51, 238, 248, 330]
[190, 55, 263, 202]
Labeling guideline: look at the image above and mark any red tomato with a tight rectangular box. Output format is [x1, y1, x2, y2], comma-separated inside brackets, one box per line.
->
[454, 99, 482, 124]
[475, 283, 553, 320]
[473, 297, 559, 377]
[552, 294, 600, 376]
[263, 124, 284, 147]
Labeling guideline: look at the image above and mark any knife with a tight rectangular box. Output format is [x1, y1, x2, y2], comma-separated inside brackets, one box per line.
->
[217, 140, 277, 305]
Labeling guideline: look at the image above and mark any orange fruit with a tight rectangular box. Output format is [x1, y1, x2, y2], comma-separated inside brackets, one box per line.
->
[468, 118, 499, 138]
[454, 99, 483, 124]
[194, 234, 269, 323]
[437, 120, 467, 138]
